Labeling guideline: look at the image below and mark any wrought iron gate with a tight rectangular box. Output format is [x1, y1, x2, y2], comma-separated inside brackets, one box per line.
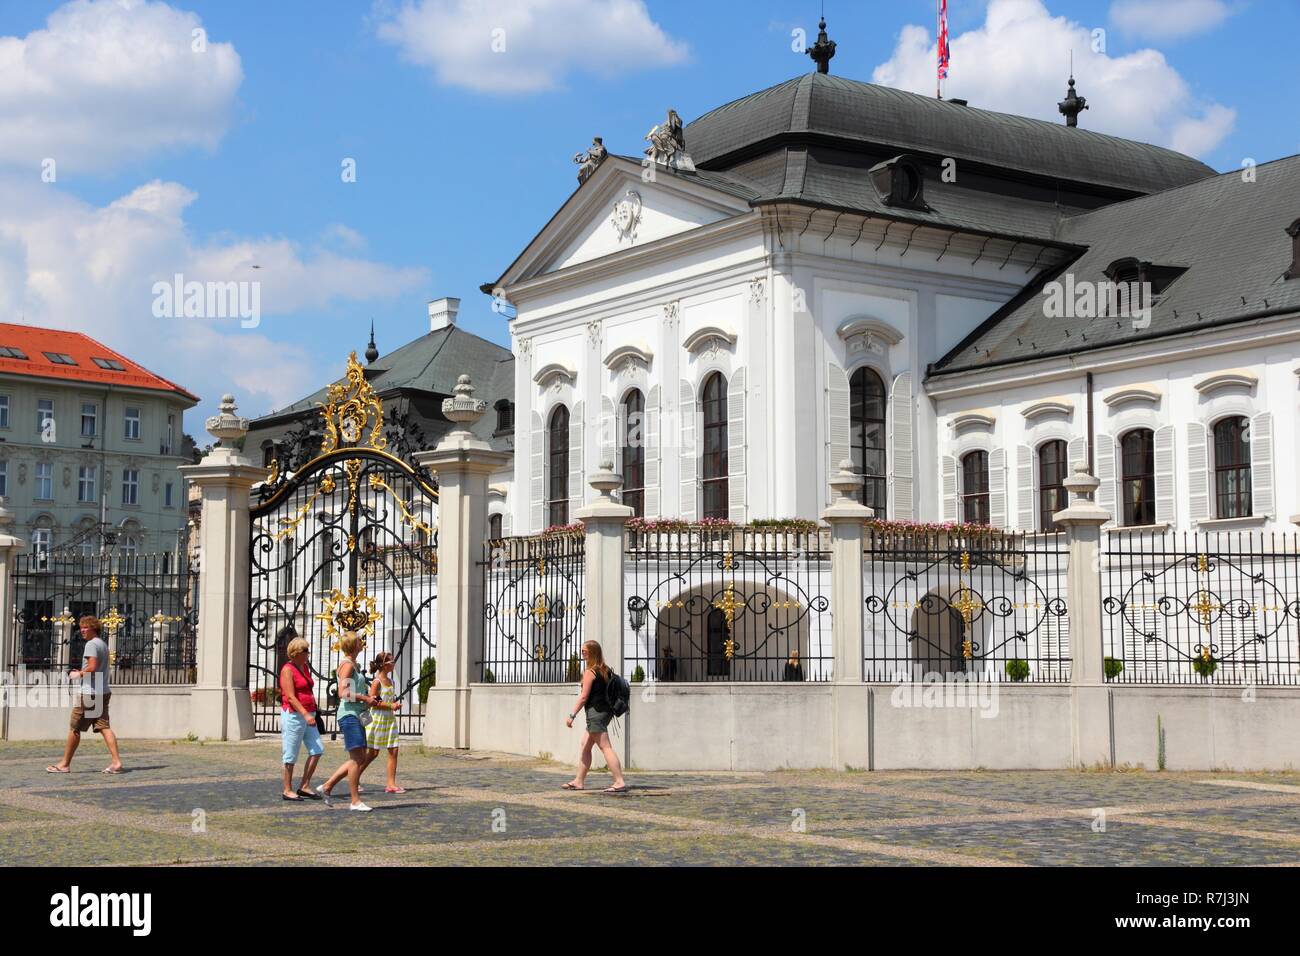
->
[248, 353, 438, 734]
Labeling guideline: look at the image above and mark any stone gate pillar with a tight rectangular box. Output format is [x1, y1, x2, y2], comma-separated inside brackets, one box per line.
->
[178, 395, 262, 741]
[419, 375, 510, 749]
[823, 461, 872, 769]
[0, 501, 25, 740]
[575, 461, 633, 674]
[1055, 462, 1111, 767]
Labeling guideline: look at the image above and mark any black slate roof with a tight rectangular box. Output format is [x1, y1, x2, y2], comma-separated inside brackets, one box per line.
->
[686, 72, 1216, 196]
[930, 155, 1300, 376]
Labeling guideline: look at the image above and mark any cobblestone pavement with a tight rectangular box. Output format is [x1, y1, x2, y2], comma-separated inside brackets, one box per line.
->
[2, 738, 1299, 866]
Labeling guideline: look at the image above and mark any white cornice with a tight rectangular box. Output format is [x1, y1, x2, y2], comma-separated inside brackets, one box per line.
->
[1103, 386, 1162, 409]
[1194, 370, 1258, 395]
[1022, 399, 1074, 420]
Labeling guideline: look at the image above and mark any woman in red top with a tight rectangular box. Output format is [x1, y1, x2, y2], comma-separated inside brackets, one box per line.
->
[279, 636, 324, 801]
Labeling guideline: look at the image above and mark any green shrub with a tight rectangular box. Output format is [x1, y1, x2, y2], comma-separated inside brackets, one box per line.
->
[565, 653, 582, 682]
[1192, 654, 1218, 678]
[631, 665, 645, 683]
[1005, 658, 1030, 682]
[1104, 657, 1125, 681]
[482, 668, 497, 683]
[417, 657, 436, 704]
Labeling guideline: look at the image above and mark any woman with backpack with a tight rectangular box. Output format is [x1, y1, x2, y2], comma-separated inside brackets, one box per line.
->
[562, 640, 628, 794]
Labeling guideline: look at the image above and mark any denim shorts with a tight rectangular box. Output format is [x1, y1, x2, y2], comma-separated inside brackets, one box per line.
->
[338, 714, 367, 752]
[280, 709, 324, 764]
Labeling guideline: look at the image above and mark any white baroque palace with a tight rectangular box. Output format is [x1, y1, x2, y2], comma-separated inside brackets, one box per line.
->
[488, 70, 1300, 536]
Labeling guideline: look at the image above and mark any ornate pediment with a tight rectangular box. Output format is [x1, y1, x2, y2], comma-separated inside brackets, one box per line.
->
[319, 352, 386, 454]
[603, 344, 654, 375]
[1194, 370, 1258, 396]
[682, 325, 737, 357]
[951, 412, 996, 435]
[1022, 399, 1074, 422]
[1103, 386, 1162, 409]
[837, 317, 904, 357]
[533, 362, 577, 392]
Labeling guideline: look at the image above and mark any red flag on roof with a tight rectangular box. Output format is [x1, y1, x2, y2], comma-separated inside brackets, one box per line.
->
[938, 0, 950, 86]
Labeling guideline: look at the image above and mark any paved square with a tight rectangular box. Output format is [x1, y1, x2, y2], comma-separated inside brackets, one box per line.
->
[2, 738, 1298, 866]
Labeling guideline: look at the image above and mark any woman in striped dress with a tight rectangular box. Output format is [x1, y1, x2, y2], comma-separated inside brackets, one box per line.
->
[362, 652, 405, 793]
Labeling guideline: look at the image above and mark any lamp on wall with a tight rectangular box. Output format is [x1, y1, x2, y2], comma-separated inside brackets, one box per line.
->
[628, 597, 647, 634]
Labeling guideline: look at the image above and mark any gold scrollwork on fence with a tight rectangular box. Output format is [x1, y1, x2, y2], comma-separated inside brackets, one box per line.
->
[320, 352, 387, 455]
[317, 585, 382, 640]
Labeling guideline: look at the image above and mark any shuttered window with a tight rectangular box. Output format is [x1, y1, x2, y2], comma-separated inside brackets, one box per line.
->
[547, 405, 569, 527]
[1213, 416, 1252, 518]
[1120, 428, 1156, 526]
[621, 389, 645, 518]
[850, 367, 887, 511]
[700, 372, 729, 520]
[1038, 440, 1068, 532]
[960, 450, 990, 525]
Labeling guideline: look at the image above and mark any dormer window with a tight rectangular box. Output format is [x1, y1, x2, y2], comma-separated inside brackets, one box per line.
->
[494, 399, 514, 435]
[1286, 219, 1300, 280]
[1102, 257, 1187, 315]
[868, 154, 928, 211]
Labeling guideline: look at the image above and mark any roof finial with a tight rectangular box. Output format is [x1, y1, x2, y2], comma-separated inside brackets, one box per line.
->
[365, 320, 379, 364]
[808, 15, 836, 74]
[1058, 60, 1088, 128]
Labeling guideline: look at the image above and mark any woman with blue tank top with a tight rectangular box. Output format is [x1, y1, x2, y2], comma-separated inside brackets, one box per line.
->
[316, 632, 379, 812]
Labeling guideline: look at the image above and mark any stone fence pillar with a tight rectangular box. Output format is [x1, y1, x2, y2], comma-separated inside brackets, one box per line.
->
[0, 501, 24, 739]
[575, 461, 633, 676]
[178, 395, 262, 741]
[419, 375, 509, 750]
[1055, 462, 1111, 767]
[824, 461, 872, 770]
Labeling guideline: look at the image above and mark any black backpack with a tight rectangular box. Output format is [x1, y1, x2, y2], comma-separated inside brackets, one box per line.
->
[605, 671, 631, 717]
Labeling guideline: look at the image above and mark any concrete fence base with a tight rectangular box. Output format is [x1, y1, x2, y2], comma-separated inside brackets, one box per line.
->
[3, 685, 197, 741]
[467, 681, 1300, 772]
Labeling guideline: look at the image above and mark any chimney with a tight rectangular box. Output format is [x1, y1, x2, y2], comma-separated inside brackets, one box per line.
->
[429, 297, 460, 331]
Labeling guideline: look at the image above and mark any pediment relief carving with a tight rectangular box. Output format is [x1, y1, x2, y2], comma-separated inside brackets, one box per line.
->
[837, 317, 904, 357]
[682, 325, 737, 357]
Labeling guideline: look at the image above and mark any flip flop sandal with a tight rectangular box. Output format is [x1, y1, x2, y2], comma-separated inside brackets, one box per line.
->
[45, 766, 69, 774]
[602, 786, 628, 794]
[101, 767, 123, 775]
[296, 789, 322, 800]
[385, 787, 407, 794]
[282, 793, 302, 801]
[561, 782, 584, 791]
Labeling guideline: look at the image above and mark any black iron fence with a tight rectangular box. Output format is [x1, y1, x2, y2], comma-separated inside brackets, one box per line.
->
[864, 529, 1070, 682]
[1102, 530, 1300, 685]
[624, 525, 832, 682]
[11, 550, 198, 684]
[480, 532, 585, 683]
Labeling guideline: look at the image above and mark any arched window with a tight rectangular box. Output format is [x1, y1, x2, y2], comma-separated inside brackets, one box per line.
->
[1120, 428, 1156, 526]
[547, 405, 570, 527]
[700, 373, 728, 520]
[488, 513, 503, 540]
[621, 389, 645, 518]
[706, 608, 729, 677]
[850, 368, 887, 511]
[1038, 440, 1068, 532]
[1213, 416, 1252, 518]
[960, 450, 990, 525]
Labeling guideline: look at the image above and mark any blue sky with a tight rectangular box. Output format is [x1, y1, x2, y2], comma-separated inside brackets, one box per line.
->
[0, 0, 1294, 428]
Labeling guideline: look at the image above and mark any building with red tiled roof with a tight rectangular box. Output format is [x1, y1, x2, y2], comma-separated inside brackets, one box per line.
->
[0, 322, 198, 564]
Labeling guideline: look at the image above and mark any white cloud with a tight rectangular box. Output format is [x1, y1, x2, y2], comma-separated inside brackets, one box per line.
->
[0, 176, 429, 420]
[0, 0, 243, 172]
[872, 0, 1235, 157]
[375, 0, 688, 94]
[1110, 0, 1234, 41]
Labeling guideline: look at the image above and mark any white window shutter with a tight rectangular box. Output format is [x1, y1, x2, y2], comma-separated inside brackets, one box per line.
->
[567, 400, 584, 519]
[727, 368, 747, 523]
[888, 371, 914, 520]
[679, 379, 696, 521]
[1017, 444, 1034, 529]
[1251, 411, 1274, 517]
[1067, 437, 1087, 500]
[1187, 422, 1210, 522]
[941, 455, 957, 522]
[645, 384, 661, 518]
[502, 512, 513, 537]
[1095, 434, 1116, 526]
[530, 411, 544, 533]
[826, 361, 850, 505]
[1154, 425, 1176, 525]
[989, 447, 1007, 528]
[600, 396, 617, 491]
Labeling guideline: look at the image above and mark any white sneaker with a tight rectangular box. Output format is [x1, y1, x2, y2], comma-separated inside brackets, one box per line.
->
[317, 784, 333, 807]
[349, 802, 373, 812]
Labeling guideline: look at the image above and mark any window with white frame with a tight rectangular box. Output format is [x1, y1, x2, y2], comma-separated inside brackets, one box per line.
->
[124, 407, 141, 440]
[164, 481, 174, 508]
[0, 460, 7, 497]
[122, 468, 139, 505]
[960, 450, 990, 525]
[0, 395, 9, 428]
[34, 462, 53, 499]
[78, 466, 97, 503]
[1213, 416, 1252, 518]
[164, 413, 175, 454]
[37, 399, 54, 438]
[120, 535, 139, 572]
[32, 528, 51, 569]
[81, 402, 97, 438]
[547, 405, 569, 527]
